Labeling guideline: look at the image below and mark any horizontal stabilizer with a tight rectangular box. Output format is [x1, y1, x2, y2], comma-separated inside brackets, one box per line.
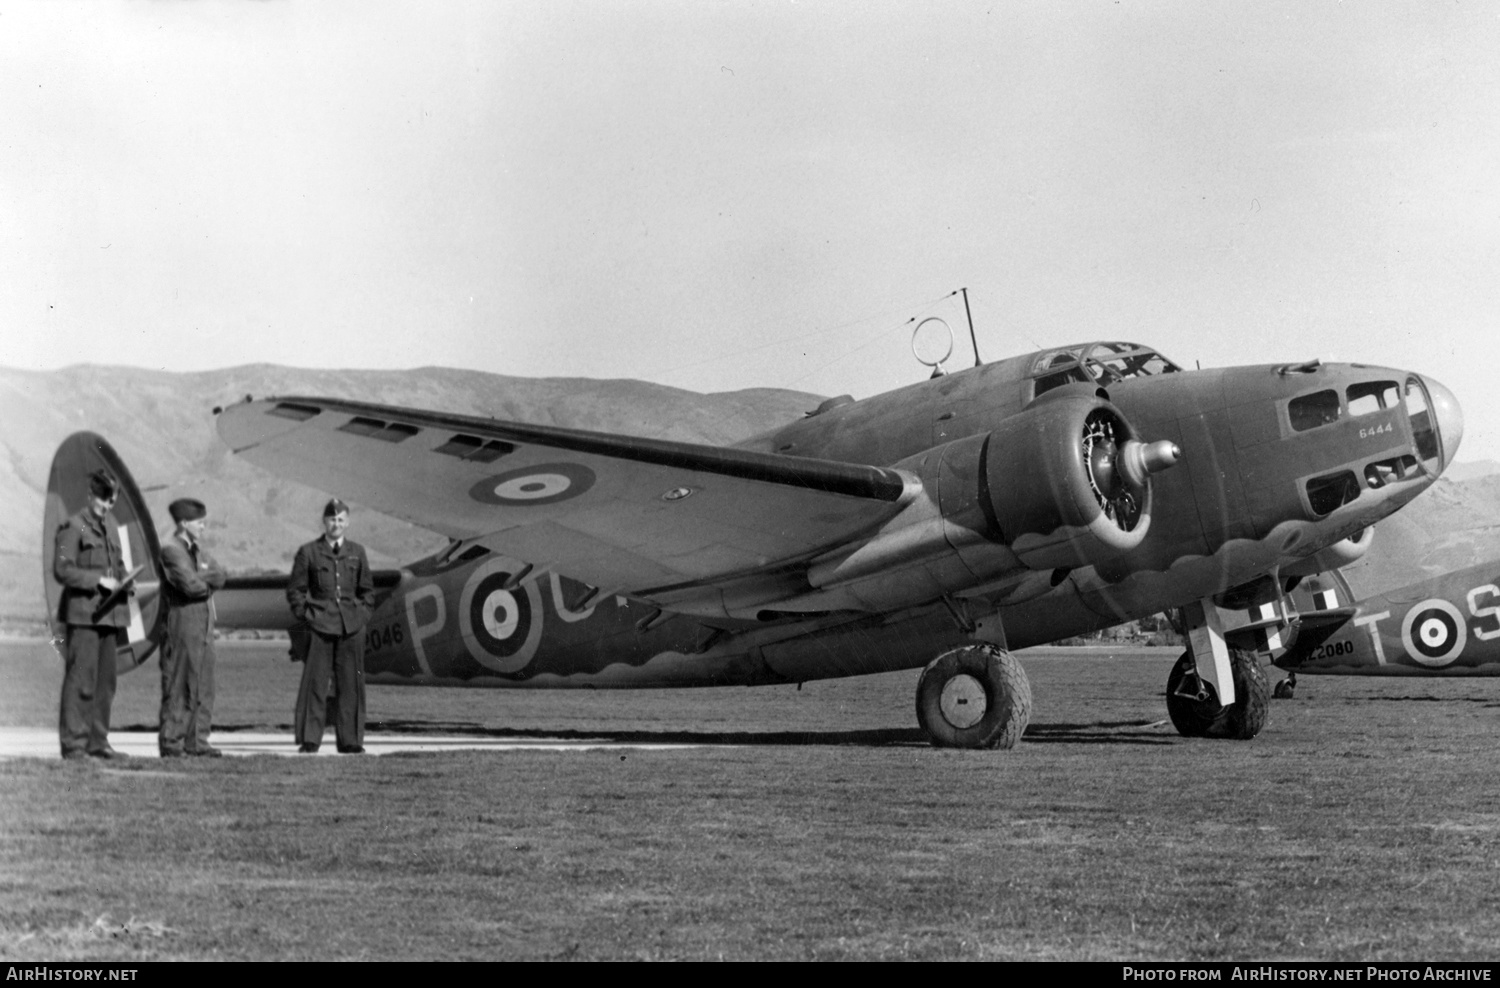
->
[1292, 606, 1358, 629]
[214, 570, 404, 631]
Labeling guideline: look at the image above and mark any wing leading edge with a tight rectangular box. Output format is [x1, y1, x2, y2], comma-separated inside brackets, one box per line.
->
[216, 396, 917, 603]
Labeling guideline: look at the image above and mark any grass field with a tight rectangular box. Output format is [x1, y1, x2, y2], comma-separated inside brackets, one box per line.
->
[2, 638, 1498, 961]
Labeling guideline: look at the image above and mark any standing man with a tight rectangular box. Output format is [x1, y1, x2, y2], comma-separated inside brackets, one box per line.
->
[286, 498, 375, 754]
[158, 498, 227, 758]
[52, 470, 132, 760]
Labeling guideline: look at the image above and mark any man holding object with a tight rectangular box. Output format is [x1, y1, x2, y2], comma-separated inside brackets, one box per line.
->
[52, 470, 133, 760]
[286, 499, 375, 754]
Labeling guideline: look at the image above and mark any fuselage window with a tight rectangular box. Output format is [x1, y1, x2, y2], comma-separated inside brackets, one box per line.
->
[1306, 470, 1360, 517]
[1346, 381, 1399, 417]
[1288, 390, 1341, 432]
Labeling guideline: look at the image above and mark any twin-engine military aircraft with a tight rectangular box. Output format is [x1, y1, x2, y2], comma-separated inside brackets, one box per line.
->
[43, 338, 1463, 748]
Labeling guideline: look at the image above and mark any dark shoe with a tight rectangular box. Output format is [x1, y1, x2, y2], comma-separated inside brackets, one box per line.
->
[61, 750, 88, 761]
[297, 743, 319, 754]
[87, 747, 129, 761]
[189, 745, 223, 758]
[159, 749, 186, 759]
[337, 745, 365, 755]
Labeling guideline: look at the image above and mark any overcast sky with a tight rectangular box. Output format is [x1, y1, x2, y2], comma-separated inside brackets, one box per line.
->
[4, 1, 1497, 461]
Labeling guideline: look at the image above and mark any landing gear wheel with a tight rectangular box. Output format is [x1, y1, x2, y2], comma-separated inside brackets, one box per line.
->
[916, 645, 1032, 749]
[1273, 672, 1297, 699]
[1165, 647, 1269, 739]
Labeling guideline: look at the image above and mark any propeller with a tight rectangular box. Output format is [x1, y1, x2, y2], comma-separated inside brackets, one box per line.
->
[1080, 409, 1180, 532]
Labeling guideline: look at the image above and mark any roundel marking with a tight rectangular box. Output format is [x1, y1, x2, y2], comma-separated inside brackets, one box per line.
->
[469, 463, 596, 506]
[1400, 598, 1467, 667]
[458, 558, 545, 673]
[480, 589, 520, 640]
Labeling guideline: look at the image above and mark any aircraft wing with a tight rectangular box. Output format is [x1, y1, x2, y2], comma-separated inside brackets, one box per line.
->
[216, 396, 917, 599]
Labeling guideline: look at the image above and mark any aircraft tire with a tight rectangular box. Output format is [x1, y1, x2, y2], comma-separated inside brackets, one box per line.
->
[916, 645, 1032, 750]
[1165, 647, 1269, 740]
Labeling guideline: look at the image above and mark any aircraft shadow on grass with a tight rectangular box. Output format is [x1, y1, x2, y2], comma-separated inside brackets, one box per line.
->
[1361, 694, 1498, 704]
[1021, 720, 1175, 745]
[188, 718, 1173, 747]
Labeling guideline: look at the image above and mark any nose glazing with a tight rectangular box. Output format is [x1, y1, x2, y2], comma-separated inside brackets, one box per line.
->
[1424, 376, 1464, 468]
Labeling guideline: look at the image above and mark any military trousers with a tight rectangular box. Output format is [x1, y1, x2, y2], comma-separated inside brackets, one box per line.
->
[59, 626, 123, 757]
[294, 629, 365, 749]
[158, 618, 216, 755]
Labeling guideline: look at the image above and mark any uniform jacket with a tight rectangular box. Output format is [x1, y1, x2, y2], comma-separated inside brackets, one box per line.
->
[160, 533, 226, 642]
[53, 508, 131, 628]
[286, 537, 375, 637]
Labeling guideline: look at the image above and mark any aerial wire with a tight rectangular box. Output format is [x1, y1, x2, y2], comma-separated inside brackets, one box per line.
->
[653, 289, 961, 379]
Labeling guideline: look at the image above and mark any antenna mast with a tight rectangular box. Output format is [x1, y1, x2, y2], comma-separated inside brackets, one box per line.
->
[961, 286, 981, 366]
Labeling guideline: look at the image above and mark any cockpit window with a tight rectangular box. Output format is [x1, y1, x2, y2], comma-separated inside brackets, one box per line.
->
[1083, 342, 1182, 383]
[1030, 342, 1181, 397]
[1289, 390, 1341, 432]
[1030, 347, 1086, 376]
[1346, 381, 1399, 417]
[1033, 365, 1092, 397]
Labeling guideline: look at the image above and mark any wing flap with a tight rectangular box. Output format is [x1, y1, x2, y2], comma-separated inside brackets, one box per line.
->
[216, 396, 917, 596]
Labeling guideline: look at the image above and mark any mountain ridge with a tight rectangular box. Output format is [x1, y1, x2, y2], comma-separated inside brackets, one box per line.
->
[0, 364, 822, 619]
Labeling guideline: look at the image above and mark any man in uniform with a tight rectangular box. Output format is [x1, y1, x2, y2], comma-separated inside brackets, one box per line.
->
[286, 498, 375, 754]
[53, 470, 133, 760]
[158, 497, 227, 758]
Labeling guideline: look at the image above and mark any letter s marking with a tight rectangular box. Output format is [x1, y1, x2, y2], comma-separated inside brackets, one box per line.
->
[1466, 584, 1500, 642]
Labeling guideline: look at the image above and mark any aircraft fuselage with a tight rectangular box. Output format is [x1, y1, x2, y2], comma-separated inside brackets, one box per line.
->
[208, 342, 1463, 687]
[1275, 561, 1500, 676]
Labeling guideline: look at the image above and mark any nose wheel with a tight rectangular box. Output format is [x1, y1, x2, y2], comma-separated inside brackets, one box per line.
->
[916, 645, 1032, 749]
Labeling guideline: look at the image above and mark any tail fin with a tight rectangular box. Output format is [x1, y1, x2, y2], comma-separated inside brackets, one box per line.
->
[44, 432, 164, 673]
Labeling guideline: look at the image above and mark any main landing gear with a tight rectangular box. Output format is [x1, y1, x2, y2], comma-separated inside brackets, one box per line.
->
[916, 645, 1032, 749]
[1164, 599, 1271, 740]
[1165, 647, 1269, 739]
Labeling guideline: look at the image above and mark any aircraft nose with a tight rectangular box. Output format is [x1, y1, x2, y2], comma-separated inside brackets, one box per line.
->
[1424, 375, 1464, 467]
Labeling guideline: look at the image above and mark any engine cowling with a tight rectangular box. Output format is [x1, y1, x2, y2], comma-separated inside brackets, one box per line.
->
[983, 388, 1179, 571]
[801, 390, 1179, 612]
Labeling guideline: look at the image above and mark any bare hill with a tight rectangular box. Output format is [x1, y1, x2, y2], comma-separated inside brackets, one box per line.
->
[0, 365, 820, 621]
[1436, 459, 1500, 484]
[1343, 473, 1500, 598]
